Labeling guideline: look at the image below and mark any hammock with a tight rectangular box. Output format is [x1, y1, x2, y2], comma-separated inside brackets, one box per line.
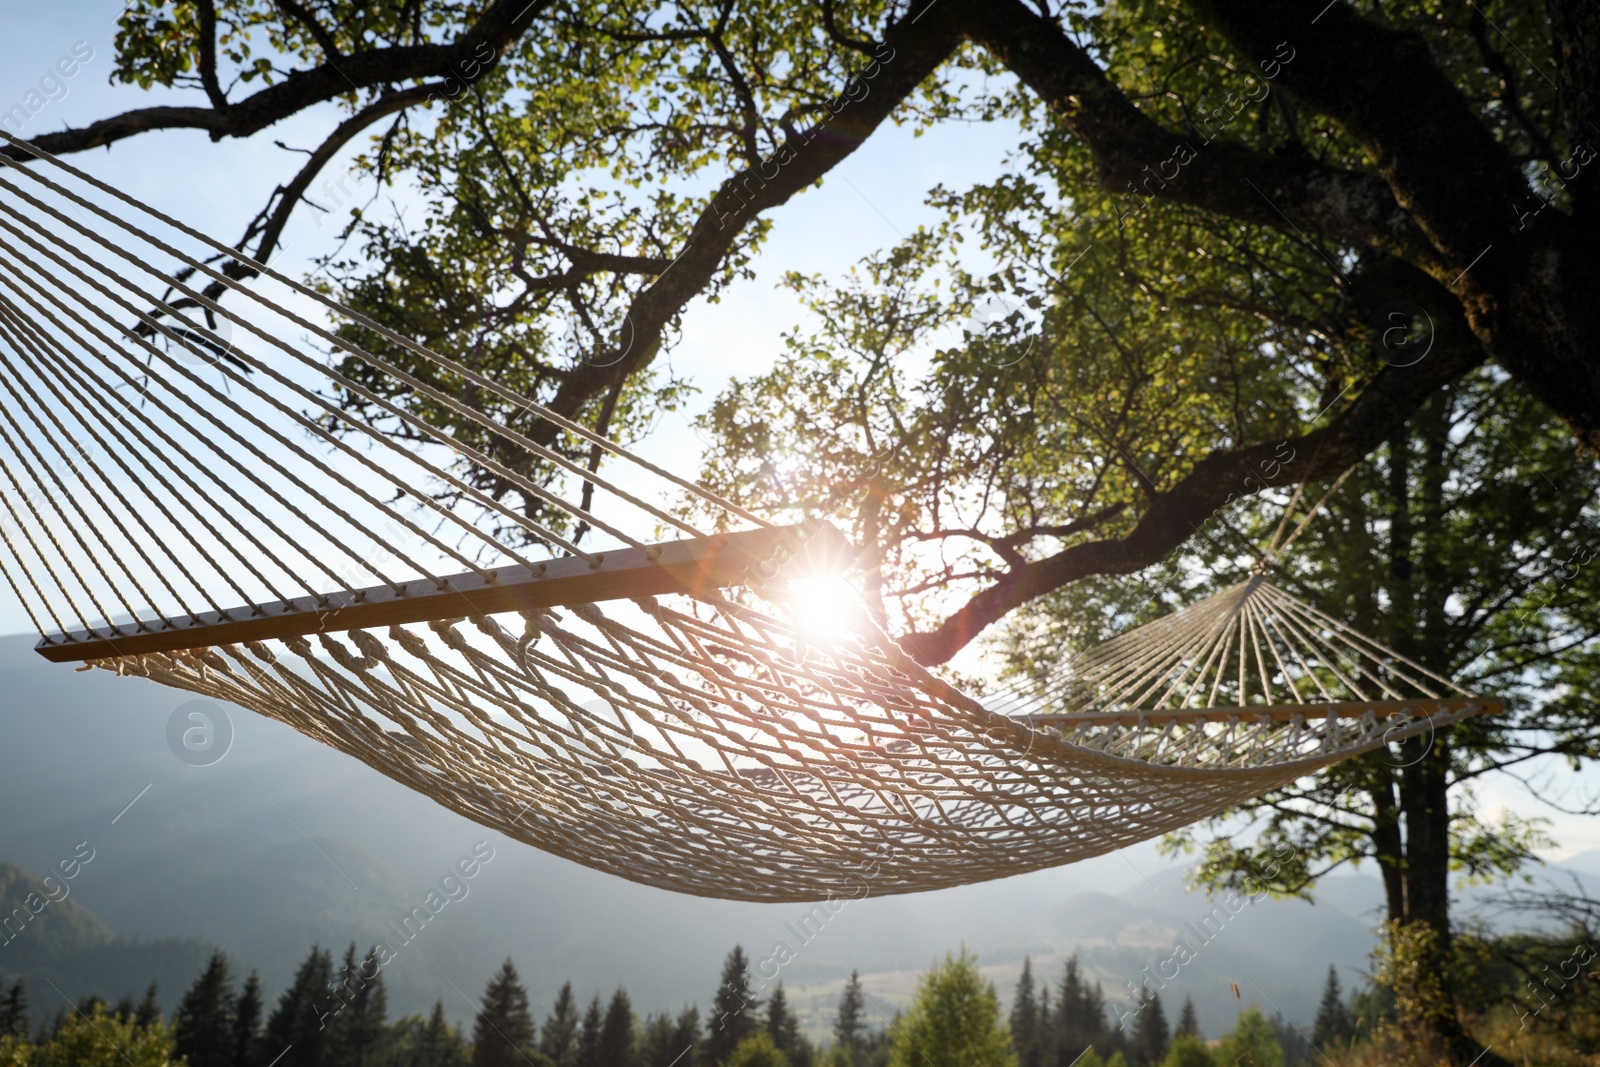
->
[0, 135, 1499, 901]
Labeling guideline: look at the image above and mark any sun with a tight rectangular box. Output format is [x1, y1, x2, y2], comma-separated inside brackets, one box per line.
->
[781, 574, 866, 635]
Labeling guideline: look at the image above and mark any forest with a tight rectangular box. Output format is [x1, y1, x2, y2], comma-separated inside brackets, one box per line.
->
[0, 926, 1596, 1067]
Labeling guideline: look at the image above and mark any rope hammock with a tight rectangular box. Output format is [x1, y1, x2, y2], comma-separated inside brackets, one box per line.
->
[0, 134, 1499, 901]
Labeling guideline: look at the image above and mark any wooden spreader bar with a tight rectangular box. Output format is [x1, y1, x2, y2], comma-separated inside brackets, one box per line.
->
[35, 521, 852, 663]
[1022, 697, 1502, 727]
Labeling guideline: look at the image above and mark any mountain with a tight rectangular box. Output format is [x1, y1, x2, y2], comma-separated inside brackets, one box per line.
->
[0, 632, 1563, 1040]
[0, 862, 218, 1026]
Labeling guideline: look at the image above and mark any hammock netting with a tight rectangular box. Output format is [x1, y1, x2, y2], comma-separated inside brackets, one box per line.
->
[0, 135, 1498, 901]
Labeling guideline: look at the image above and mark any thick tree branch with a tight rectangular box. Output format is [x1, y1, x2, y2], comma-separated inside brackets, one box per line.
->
[1191, 0, 1532, 270]
[274, 0, 344, 62]
[196, 0, 230, 111]
[952, 0, 1434, 263]
[528, 5, 966, 438]
[903, 310, 1486, 663]
[4, 0, 551, 160]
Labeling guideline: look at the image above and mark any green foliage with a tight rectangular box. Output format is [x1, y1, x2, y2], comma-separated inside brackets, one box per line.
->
[887, 950, 1013, 1067]
[389, 1002, 471, 1067]
[1213, 1007, 1283, 1067]
[1159, 1034, 1213, 1067]
[21, 1004, 177, 1067]
[726, 1032, 788, 1067]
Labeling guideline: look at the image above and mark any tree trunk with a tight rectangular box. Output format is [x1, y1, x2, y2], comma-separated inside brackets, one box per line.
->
[1376, 402, 1497, 1064]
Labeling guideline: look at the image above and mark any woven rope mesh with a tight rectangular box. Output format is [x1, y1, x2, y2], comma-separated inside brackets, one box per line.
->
[0, 136, 1497, 901]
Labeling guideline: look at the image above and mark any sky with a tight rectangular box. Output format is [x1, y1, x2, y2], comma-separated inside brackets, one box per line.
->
[1, 0, 1597, 896]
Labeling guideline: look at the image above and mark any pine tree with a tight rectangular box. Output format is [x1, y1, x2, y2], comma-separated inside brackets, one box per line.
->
[1036, 985, 1053, 1067]
[672, 1006, 703, 1067]
[1010, 960, 1041, 1067]
[173, 951, 237, 1067]
[473, 959, 537, 1067]
[1055, 958, 1100, 1067]
[264, 945, 337, 1067]
[541, 982, 581, 1067]
[1084, 982, 1112, 1058]
[707, 947, 758, 1066]
[1173, 999, 1199, 1040]
[577, 995, 604, 1067]
[327, 944, 388, 1067]
[1311, 966, 1353, 1049]
[1130, 989, 1166, 1067]
[833, 970, 866, 1064]
[134, 983, 162, 1029]
[235, 971, 265, 1067]
[598, 988, 637, 1067]
[418, 1001, 469, 1067]
[639, 1012, 677, 1067]
[766, 984, 806, 1067]
[0, 979, 26, 1038]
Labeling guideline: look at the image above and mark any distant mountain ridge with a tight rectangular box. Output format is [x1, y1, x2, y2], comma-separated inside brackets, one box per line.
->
[0, 862, 217, 1028]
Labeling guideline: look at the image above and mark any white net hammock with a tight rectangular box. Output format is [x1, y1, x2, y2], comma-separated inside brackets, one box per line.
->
[0, 135, 1498, 901]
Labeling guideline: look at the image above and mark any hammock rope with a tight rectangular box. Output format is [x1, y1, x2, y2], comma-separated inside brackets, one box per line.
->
[0, 132, 1501, 901]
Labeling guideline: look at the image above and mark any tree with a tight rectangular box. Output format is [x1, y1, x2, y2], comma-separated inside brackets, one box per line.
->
[887, 951, 1014, 1067]
[640, 1013, 678, 1067]
[234, 971, 265, 1067]
[1130, 989, 1167, 1067]
[765, 984, 806, 1067]
[51, 5, 1600, 1061]
[1310, 967, 1352, 1051]
[575, 995, 605, 1067]
[173, 951, 236, 1067]
[597, 988, 637, 1067]
[415, 1001, 470, 1067]
[26, 1004, 178, 1067]
[1054, 958, 1108, 1067]
[328, 943, 389, 1067]
[541, 983, 581, 1067]
[473, 959, 537, 1067]
[708, 947, 759, 1066]
[133, 985, 161, 1029]
[1010, 960, 1043, 1067]
[0, 981, 26, 1040]
[53, 0, 1600, 669]
[1160, 372, 1600, 1061]
[833, 971, 867, 1063]
[672, 1007, 704, 1067]
[727, 1033, 789, 1067]
[264, 945, 336, 1067]
[1158, 1035, 1213, 1067]
[1174, 1000, 1199, 1041]
[1213, 1008, 1283, 1067]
